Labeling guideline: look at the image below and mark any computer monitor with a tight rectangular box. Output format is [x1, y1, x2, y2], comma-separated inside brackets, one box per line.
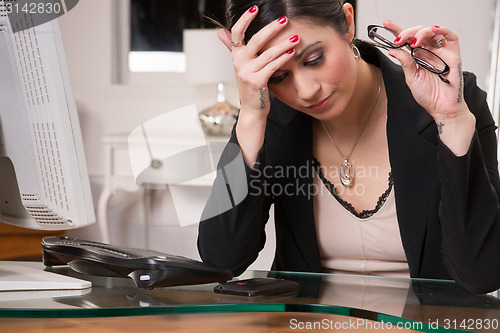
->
[0, 5, 95, 230]
[0, 3, 95, 291]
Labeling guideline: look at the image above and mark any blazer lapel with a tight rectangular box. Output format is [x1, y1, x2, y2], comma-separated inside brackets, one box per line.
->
[381, 55, 439, 277]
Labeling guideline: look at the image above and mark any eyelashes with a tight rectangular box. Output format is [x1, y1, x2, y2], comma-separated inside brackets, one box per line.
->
[268, 50, 325, 84]
[305, 50, 325, 66]
[268, 73, 288, 84]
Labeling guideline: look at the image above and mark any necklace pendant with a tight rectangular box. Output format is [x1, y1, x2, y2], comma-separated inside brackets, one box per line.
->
[340, 159, 354, 186]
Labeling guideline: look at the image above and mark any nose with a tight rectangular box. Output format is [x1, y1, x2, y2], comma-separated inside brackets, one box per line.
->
[293, 72, 321, 102]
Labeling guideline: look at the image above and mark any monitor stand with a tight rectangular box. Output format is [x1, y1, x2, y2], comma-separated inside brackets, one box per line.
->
[0, 261, 91, 292]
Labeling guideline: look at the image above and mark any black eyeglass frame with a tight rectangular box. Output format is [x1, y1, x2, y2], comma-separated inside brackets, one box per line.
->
[367, 25, 450, 84]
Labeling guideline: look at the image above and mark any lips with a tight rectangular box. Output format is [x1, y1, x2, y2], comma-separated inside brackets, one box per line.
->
[308, 93, 333, 110]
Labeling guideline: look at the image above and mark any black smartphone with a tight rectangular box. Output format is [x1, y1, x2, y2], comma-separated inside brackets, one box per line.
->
[214, 277, 299, 297]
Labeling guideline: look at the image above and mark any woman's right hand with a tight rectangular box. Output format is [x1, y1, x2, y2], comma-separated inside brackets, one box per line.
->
[217, 5, 300, 166]
[218, 5, 299, 116]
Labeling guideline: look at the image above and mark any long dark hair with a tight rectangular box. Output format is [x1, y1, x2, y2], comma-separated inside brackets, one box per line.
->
[225, 0, 350, 44]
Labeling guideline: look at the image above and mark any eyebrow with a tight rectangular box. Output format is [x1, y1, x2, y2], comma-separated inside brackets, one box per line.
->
[295, 41, 322, 60]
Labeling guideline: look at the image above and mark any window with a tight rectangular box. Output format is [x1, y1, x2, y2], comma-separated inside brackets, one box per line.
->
[128, 0, 225, 73]
[117, 0, 355, 83]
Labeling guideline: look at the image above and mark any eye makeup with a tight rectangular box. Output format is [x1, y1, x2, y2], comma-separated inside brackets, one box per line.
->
[268, 48, 325, 84]
[304, 49, 324, 66]
[295, 41, 322, 60]
[268, 72, 288, 84]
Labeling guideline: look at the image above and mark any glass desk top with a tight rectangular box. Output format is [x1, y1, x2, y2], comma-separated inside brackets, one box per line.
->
[0, 262, 499, 333]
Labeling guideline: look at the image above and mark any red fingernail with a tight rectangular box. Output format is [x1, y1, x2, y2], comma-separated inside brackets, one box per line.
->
[287, 48, 295, 54]
[394, 36, 401, 43]
[290, 35, 299, 43]
[249, 5, 257, 13]
[411, 37, 417, 46]
[434, 25, 440, 28]
[278, 16, 287, 24]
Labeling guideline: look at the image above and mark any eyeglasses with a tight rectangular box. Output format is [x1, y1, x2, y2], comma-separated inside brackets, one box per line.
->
[367, 25, 450, 84]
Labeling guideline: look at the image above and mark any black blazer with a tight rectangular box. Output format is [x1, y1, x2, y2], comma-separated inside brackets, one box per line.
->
[198, 47, 500, 294]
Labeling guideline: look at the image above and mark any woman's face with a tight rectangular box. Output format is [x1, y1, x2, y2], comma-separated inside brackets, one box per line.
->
[263, 19, 358, 121]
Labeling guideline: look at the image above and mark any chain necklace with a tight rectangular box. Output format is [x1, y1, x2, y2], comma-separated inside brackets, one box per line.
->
[320, 70, 382, 186]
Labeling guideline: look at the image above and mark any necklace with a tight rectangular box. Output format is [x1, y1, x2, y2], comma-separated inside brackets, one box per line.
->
[320, 70, 382, 186]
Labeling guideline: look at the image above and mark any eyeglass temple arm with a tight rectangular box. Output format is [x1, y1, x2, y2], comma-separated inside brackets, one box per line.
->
[360, 39, 390, 51]
[367, 29, 413, 52]
[369, 31, 395, 47]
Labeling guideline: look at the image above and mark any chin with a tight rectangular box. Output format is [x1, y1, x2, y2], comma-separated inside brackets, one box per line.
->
[304, 106, 342, 122]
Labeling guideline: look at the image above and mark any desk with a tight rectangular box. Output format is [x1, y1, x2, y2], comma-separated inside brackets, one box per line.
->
[0, 264, 499, 332]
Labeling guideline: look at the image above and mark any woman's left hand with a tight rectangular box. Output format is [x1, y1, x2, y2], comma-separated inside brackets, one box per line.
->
[385, 20, 476, 156]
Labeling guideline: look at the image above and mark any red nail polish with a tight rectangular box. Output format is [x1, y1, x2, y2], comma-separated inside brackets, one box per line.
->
[249, 5, 257, 13]
[290, 35, 299, 43]
[287, 48, 295, 54]
[434, 25, 440, 28]
[411, 37, 417, 46]
[394, 36, 401, 43]
[278, 16, 287, 24]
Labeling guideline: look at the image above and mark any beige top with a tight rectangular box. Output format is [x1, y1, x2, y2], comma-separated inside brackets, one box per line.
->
[313, 170, 410, 278]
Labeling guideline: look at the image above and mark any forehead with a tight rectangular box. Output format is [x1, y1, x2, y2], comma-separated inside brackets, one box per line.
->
[261, 19, 342, 53]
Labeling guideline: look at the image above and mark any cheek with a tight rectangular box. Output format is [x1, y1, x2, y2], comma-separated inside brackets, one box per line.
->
[323, 51, 356, 85]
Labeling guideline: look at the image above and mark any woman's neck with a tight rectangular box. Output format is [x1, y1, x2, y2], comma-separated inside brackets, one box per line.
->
[322, 60, 381, 137]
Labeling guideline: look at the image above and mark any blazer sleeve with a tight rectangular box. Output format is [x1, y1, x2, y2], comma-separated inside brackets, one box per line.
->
[437, 72, 500, 293]
[197, 128, 274, 276]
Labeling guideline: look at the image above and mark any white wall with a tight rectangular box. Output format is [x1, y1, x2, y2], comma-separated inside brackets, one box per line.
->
[57, 0, 497, 268]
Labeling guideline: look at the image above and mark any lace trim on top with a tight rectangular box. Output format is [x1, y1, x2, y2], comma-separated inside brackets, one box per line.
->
[312, 157, 394, 219]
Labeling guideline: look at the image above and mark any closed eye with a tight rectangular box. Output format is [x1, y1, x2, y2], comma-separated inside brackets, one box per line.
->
[304, 51, 324, 67]
[268, 50, 325, 85]
[268, 72, 288, 84]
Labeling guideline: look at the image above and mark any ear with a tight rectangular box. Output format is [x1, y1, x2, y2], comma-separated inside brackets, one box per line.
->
[343, 3, 355, 42]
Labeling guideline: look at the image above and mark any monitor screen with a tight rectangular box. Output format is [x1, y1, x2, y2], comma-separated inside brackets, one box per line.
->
[0, 4, 95, 230]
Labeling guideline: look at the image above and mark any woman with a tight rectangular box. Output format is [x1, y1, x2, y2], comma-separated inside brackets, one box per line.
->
[197, 0, 500, 294]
